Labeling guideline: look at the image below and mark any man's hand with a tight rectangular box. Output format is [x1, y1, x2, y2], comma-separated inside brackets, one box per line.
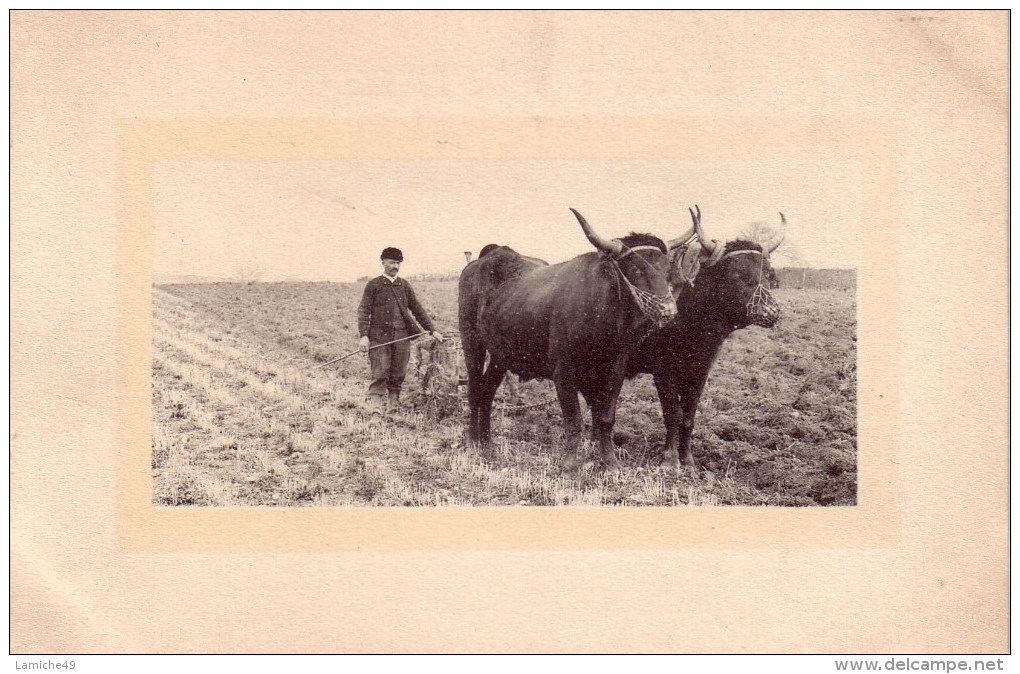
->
[431, 331, 444, 343]
[359, 336, 370, 353]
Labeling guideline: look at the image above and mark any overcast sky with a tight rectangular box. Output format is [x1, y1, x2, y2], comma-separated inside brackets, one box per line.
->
[154, 158, 861, 282]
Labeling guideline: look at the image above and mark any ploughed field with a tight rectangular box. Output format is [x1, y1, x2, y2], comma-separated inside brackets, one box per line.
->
[153, 279, 857, 507]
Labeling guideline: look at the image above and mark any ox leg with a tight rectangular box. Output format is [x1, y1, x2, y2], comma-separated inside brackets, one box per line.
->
[581, 390, 600, 444]
[578, 371, 625, 472]
[653, 373, 682, 469]
[676, 360, 718, 470]
[554, 367, 585, 472]
[582, 386, 621, 473]
[594, 362, 629, 473]
[463, 342, 486, 446]
[581, 388, 608, 455]
[463, 341, 504, 447]
[476, 361, 507, 448]
[676, 387, 704, 469]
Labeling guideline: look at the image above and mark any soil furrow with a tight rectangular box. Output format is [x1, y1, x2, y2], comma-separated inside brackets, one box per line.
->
[153, 282, 858, 506]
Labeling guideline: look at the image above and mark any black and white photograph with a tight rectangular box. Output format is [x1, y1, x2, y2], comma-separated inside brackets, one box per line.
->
[11, 10, 1006, 657]
[152, 157, 858, 507]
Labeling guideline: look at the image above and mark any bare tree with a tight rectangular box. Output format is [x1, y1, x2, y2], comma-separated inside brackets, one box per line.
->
[736, 221, 804, 267]
[234, 262, 264, 284]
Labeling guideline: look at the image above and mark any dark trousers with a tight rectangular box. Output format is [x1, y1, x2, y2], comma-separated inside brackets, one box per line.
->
[367, 332, 411, 400]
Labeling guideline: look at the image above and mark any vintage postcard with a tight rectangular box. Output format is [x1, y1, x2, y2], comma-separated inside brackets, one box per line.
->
[10, 10, 1007, 654]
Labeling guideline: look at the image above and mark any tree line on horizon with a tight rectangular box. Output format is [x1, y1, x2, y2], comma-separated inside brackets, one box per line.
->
[154, 220, 855, 286]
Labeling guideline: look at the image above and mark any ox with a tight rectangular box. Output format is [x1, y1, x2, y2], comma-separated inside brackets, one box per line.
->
[628, 206, 786, 469]
[458, 209, 676, 471]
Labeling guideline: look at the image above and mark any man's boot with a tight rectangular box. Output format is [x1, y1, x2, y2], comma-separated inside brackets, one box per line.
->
[386, 391, 400, 414]
[366, 393, 386, 418]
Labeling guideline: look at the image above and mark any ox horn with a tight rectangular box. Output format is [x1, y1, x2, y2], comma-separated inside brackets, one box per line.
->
[570, 208, 623, 256]
[689, 204, 719, 256]
[666, 218, 697, 250]
[765, 212, 787, 254]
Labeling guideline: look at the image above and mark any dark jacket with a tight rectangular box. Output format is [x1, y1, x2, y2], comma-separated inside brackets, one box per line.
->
[357, 275, 435, 343]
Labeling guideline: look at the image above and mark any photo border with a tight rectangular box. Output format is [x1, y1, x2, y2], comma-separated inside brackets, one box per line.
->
[118, 116, 900, 552]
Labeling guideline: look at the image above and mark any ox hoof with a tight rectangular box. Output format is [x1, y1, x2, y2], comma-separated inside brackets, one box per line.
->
[562, 454, 585, 475]
[680, 462, 700, 476]
[661, 454, 681, 471]
[663, 457, 699, 476]
[602, 457, 623, 474]
[475, 442, 499, 461]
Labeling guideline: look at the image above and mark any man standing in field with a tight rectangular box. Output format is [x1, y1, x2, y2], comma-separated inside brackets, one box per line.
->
[357, 247, 444, 416]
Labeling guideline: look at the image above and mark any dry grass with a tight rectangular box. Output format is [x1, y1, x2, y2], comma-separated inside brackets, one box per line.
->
[152, 280, 857, 507]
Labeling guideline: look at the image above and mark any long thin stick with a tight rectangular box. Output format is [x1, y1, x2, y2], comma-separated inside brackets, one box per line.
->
[311, 332, 427, 369]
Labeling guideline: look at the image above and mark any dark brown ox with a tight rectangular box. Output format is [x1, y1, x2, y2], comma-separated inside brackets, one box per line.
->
[628, 206, 786, 469]
[458, 209, 676, 471]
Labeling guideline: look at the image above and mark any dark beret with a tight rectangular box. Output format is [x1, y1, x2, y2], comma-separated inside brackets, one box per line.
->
[380, 247, 403, 262]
